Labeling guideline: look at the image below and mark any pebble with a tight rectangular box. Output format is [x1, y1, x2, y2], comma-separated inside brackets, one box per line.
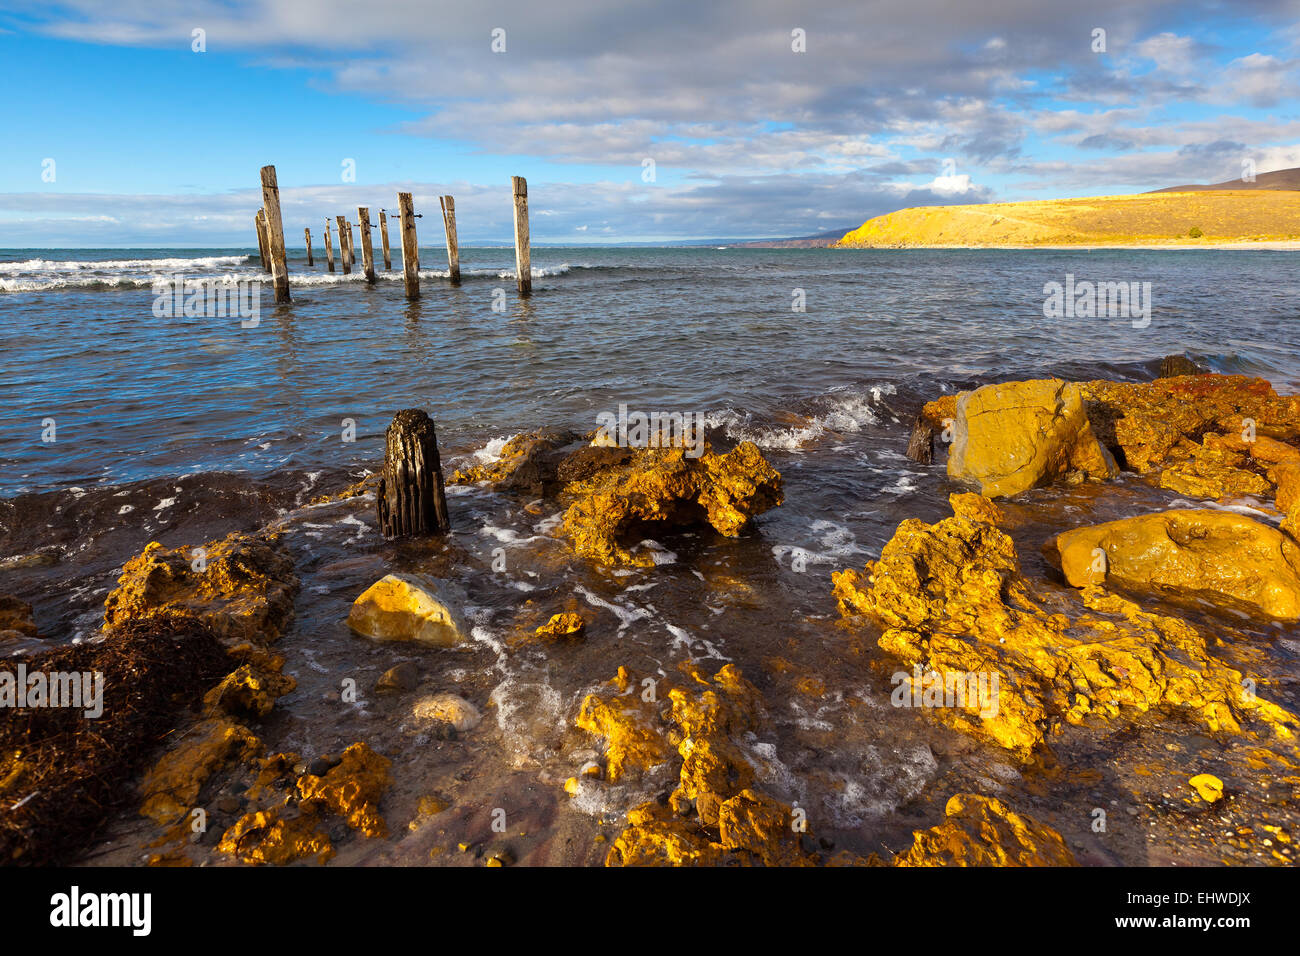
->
[376, 661, 419, 694]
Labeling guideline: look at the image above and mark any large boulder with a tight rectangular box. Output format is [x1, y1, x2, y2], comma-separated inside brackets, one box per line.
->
[832, 494, 1297, 759]
[1056, 509, 1300, 621]
[346, 573, 468, 647]
[946, 379, 1117, 498]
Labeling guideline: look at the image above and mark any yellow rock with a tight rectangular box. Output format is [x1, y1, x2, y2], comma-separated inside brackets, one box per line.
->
[296, 742, 391, 838]
[562, 442, 782, 566]
[535, 612, 586, 642]
[103, 532, 298, 643]
[894, 794, 1075, 866]
[605, 801, 727, 867]
[564, 776, 580, 796]
[139, 718, 262, 825]
[1189, 773, 1224, 802]
[217, 807, 334, 866]
[346, 573, 467, 647]
[1056, 509, 1300, 621]
[947, 379, 1117, 498]
[576, 679, 672, 781]
[717, 789, 817, 867]
[833, 494, 1299, 760]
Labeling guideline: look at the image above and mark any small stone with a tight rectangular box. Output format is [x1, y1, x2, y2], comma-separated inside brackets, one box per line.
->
[214, 795, 242, 814]
[412, 693, 481, 732]
[307, 754, 342, 777]
[1190, 773, 1225, 803]
[376, 661, 418, 694]
[535, 612, 586, 642]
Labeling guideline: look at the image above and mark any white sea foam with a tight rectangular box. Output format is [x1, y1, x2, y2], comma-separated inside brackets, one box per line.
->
[708, 385, 897, 451]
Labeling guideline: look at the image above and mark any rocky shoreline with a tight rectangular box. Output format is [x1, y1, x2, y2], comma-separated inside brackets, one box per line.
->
[2, 364, 1298, 867]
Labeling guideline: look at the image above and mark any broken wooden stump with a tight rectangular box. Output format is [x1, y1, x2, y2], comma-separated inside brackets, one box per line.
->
[377, 409, 451, 537]
[904, 413, 935, 464]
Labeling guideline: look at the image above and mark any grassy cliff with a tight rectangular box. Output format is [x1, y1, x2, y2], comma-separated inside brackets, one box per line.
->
[834, 189, 1300, 248]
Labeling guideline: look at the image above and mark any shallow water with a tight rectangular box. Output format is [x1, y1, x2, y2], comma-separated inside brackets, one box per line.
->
[4, 246, 1299, 865]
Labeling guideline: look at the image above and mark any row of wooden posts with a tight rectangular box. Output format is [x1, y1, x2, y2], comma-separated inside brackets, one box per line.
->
[252, 165, 533, 305]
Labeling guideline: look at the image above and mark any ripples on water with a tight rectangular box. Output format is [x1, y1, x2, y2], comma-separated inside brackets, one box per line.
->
[3, 246, 1299, 864]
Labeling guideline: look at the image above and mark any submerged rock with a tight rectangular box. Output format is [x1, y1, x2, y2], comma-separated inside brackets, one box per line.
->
[893, 794, 1075, 866]
[450, 428, 582, 496]
[534, 611, 586, 642]
[946, 379, 1118, 498]
[347, 573, 468, 647]
[412, 692, 482, 733]
[576, 669, 673, 781]
[103, 532, 298, 644]
[832, 493, 1298, 760]
[376, 661, 419, 694]
[1056, 509, 1300, 621]
[0, 595, 39, 641]
[562, 442, 783, 566]
[202, 645, 296, 719]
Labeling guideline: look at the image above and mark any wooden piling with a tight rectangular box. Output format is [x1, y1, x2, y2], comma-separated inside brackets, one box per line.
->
[324, 219, 335, 273]
[397, 191, 419, 300]
[379, 210, 392, 271]
[439, 195, 461, 285]
[255, 210, 270, 272]
[904, 414, 935, 464]
[512, 176, 531, 296]
[259, 165, 291, 303]
[376, 408, 451, 537]
[346, 220, 356, 271]
[304, 227, 314, 266]
[357, 206, 377, 284]
[335, 215, 351, 275]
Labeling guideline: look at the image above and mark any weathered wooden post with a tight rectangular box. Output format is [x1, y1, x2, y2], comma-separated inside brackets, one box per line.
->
[512, 176, 531, 296]
[376, 409, 451, 537]
[346, 220, 357, 272]
[440, 195, 461, 285]
[335, 215, 351, 275]
[398, 191, 419, 300]
[357, 206, 377, 284]
[259, 165, 291, 303]
[904, 414, 935, 464]
[304, 227, 314, 266]
[255, 210, 270, 271]
[379, 209, 392, 271]
[323, 219, 335, 273]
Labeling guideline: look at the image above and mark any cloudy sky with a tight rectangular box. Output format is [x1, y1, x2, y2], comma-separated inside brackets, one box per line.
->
[3, 0, 1300, 245]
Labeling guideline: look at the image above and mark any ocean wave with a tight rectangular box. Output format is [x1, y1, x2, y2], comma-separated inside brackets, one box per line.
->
[0, 255, 250, 273]
[707, 384, 897, 450]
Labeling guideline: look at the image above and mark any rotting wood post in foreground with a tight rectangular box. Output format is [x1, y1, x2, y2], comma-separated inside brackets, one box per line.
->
[304, 228, 314, 266]
[379, 209, 392, 271]
[440, 195, 460, 285]
[512, 176, 531, 296]
[336, 215, 351, 275]
[357, 206, 377, 283]
[259, 165, 291, 303]
[377, 408, 451, 537]
[323, 219, 335, 273]
[398, 191, 419, 300]
[904, 413, 935, 464]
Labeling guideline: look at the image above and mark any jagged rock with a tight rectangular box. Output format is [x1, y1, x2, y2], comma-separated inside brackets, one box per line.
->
[202, 649, 296, 719]
[576, 670, 673, 781]
[1056, 509, 1300, 621]
[346, 573, 468, 647]
[946, 379, 1118, 498]
[296, 742, 391, 838]
[139, 718, 262, 824]
[534, 611, 586, 642]
[716, 789, 817, 867]
[562, 443, 783, 566]
[893, 794, 1075, 866]
[217, 807, 334, 865]
[832, 493, 1298, 760]
[450, 428, 582, 496]
[103, 532, 298, 644]
[604, 801, 728, 867]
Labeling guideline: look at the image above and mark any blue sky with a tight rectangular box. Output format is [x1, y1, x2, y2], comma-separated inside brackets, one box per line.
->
[2, 0, 1299, 245]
